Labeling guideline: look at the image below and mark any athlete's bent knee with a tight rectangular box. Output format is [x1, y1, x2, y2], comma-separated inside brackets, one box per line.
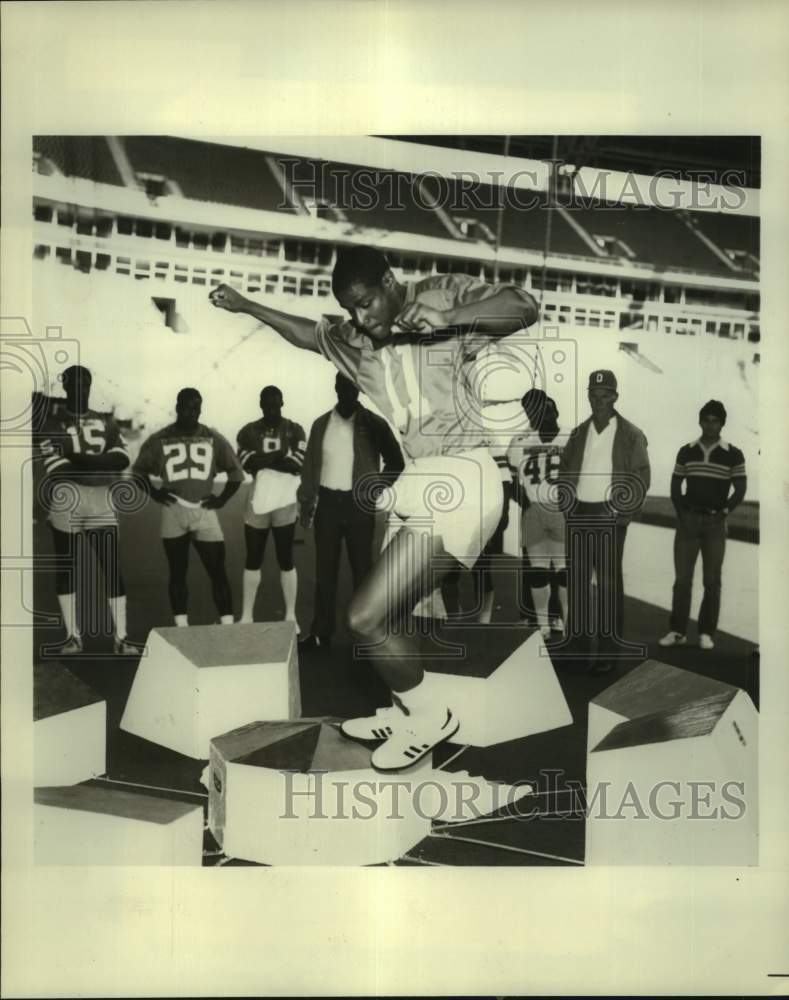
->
[347, 597, 383, 639]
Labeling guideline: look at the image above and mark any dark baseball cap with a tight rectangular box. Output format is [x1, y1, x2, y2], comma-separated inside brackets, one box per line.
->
[588, 369, 617, 391]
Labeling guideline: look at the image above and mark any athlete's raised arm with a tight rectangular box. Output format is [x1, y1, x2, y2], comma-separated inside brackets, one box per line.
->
[209, 283, 319, 353]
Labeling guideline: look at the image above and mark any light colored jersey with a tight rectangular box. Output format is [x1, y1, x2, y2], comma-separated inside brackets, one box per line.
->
[507, 429, 566, 509]
[134, 422, 244, 504]
[315, 273, 534, 461]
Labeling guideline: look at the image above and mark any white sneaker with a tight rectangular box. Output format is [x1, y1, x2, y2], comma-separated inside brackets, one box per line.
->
[539, 625, 552, 639]
[658, 631, 686, 647]
[370, 709, 460, 771]
[340, 705, 406, 741]
[699, 633, 715, 650]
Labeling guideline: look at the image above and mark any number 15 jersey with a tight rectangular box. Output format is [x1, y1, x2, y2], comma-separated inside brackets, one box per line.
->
[134, 422, 244, 503]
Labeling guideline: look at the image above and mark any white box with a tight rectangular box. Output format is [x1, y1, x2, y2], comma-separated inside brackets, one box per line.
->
[34, 784, 203, 866]
[34, 662, 106, 786]
[121, 622, 300, 758]
[419, 627, 573, 747]
[208, 720, 432, 866]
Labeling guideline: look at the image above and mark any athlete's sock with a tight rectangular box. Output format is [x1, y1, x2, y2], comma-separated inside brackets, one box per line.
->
[531, 584, 551, 627]
[174, 614, 188, 627]
[241, 569, 259, 623]
[280, 568, 298, 622]
[396, 679, 445, 720]
[220, 614, 234, 625]
[109, 594, 127, 641]
[57, 592, 81, 640]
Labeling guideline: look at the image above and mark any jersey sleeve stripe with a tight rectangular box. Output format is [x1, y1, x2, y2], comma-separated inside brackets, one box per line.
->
[44, 456, 69, 472]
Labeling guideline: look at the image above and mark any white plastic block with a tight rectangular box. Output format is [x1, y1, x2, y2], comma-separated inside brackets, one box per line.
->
[34, 663, 106, 786]
[586, 681, 758, 866]
[208, 720, 432, 866]
[121, 622, 300, 759]
[587, 658, 739, 755]
[419, 628, 573, 747]
[34, 784, 203, 866]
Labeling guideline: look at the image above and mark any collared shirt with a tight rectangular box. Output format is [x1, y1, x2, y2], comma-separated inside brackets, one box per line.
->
[673, 437, 746, 510]
[576, 416, 617, 502]
[314, 273, 535, 461]
[320, 408, 356, 490]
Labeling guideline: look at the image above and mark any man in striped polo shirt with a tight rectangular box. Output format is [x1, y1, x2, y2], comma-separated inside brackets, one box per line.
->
[659, 399, 747, 651]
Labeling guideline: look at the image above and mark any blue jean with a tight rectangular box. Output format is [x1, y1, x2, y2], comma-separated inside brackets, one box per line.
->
[670, 511, 727, 637]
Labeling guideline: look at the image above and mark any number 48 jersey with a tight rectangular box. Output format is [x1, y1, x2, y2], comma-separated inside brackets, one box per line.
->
[507, 429, 566, 510]
[133, 422, 244, 503]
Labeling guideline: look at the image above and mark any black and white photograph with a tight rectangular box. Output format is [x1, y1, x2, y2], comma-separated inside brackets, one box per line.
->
[2, 3, 788, 997]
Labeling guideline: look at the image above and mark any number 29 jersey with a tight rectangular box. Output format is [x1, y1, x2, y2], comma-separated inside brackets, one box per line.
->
[133, 422, 244, 503]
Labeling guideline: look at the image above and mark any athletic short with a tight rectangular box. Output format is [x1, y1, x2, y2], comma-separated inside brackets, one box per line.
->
[521, 504, 565, 551]
[244, 503, 298, 530]
[48, 483, 118, 533]
[386, 448, 502, 570]
[160, 503, 224, 542]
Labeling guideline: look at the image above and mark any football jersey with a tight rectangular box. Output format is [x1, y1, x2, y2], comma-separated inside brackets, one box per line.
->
[315, 273, 535, 461]
[236, 417, 306, 476]
[507, 429, 566, 509]
[36, 404, 129, 486]
[134, 422, 244, 503]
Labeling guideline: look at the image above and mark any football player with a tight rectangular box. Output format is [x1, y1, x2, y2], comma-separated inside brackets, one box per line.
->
[35, 365, 136, 654]
[133, 388, 244, 626]
[236, 385, 305, 627]
[507, 389, 568, 638]
[210, 246, 537, 769]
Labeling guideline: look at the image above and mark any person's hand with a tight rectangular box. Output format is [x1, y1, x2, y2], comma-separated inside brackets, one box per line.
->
[201, 494, 225, 510]
[209, 283, 248, 313]
[299, 505, 314, 530]
[395, 302, 448, 333]
[151, 486, 177, 506]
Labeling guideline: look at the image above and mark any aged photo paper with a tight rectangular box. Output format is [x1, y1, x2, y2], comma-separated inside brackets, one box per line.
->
[2, 1, 788, 996]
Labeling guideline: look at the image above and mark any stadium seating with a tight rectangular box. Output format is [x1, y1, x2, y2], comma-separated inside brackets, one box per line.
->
[564, 203, 729, 274]
[124, 136, 293, 214]
[688, 210, 759, 274]
[34, 135, 123, 187]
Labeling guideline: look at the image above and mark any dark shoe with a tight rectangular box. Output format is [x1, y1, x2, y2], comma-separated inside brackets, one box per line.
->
[588, 660, 615, 675]
[114, 636, 144, 656]
[298, 634, 331, 651]
[43, 634, 84, 656]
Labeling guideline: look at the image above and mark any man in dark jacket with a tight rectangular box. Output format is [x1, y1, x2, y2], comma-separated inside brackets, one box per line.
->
[558, 369, 650, 673]
[297, 373, 404, 650]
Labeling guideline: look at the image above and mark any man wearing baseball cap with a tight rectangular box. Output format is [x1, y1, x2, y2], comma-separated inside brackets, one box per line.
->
[659, 399, 747, 651]
[558, 369, 651, 673]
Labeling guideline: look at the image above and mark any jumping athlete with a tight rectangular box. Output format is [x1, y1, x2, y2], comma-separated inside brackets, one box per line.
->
[210, 246, 538, 769]
[133, 388, 244, 626]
